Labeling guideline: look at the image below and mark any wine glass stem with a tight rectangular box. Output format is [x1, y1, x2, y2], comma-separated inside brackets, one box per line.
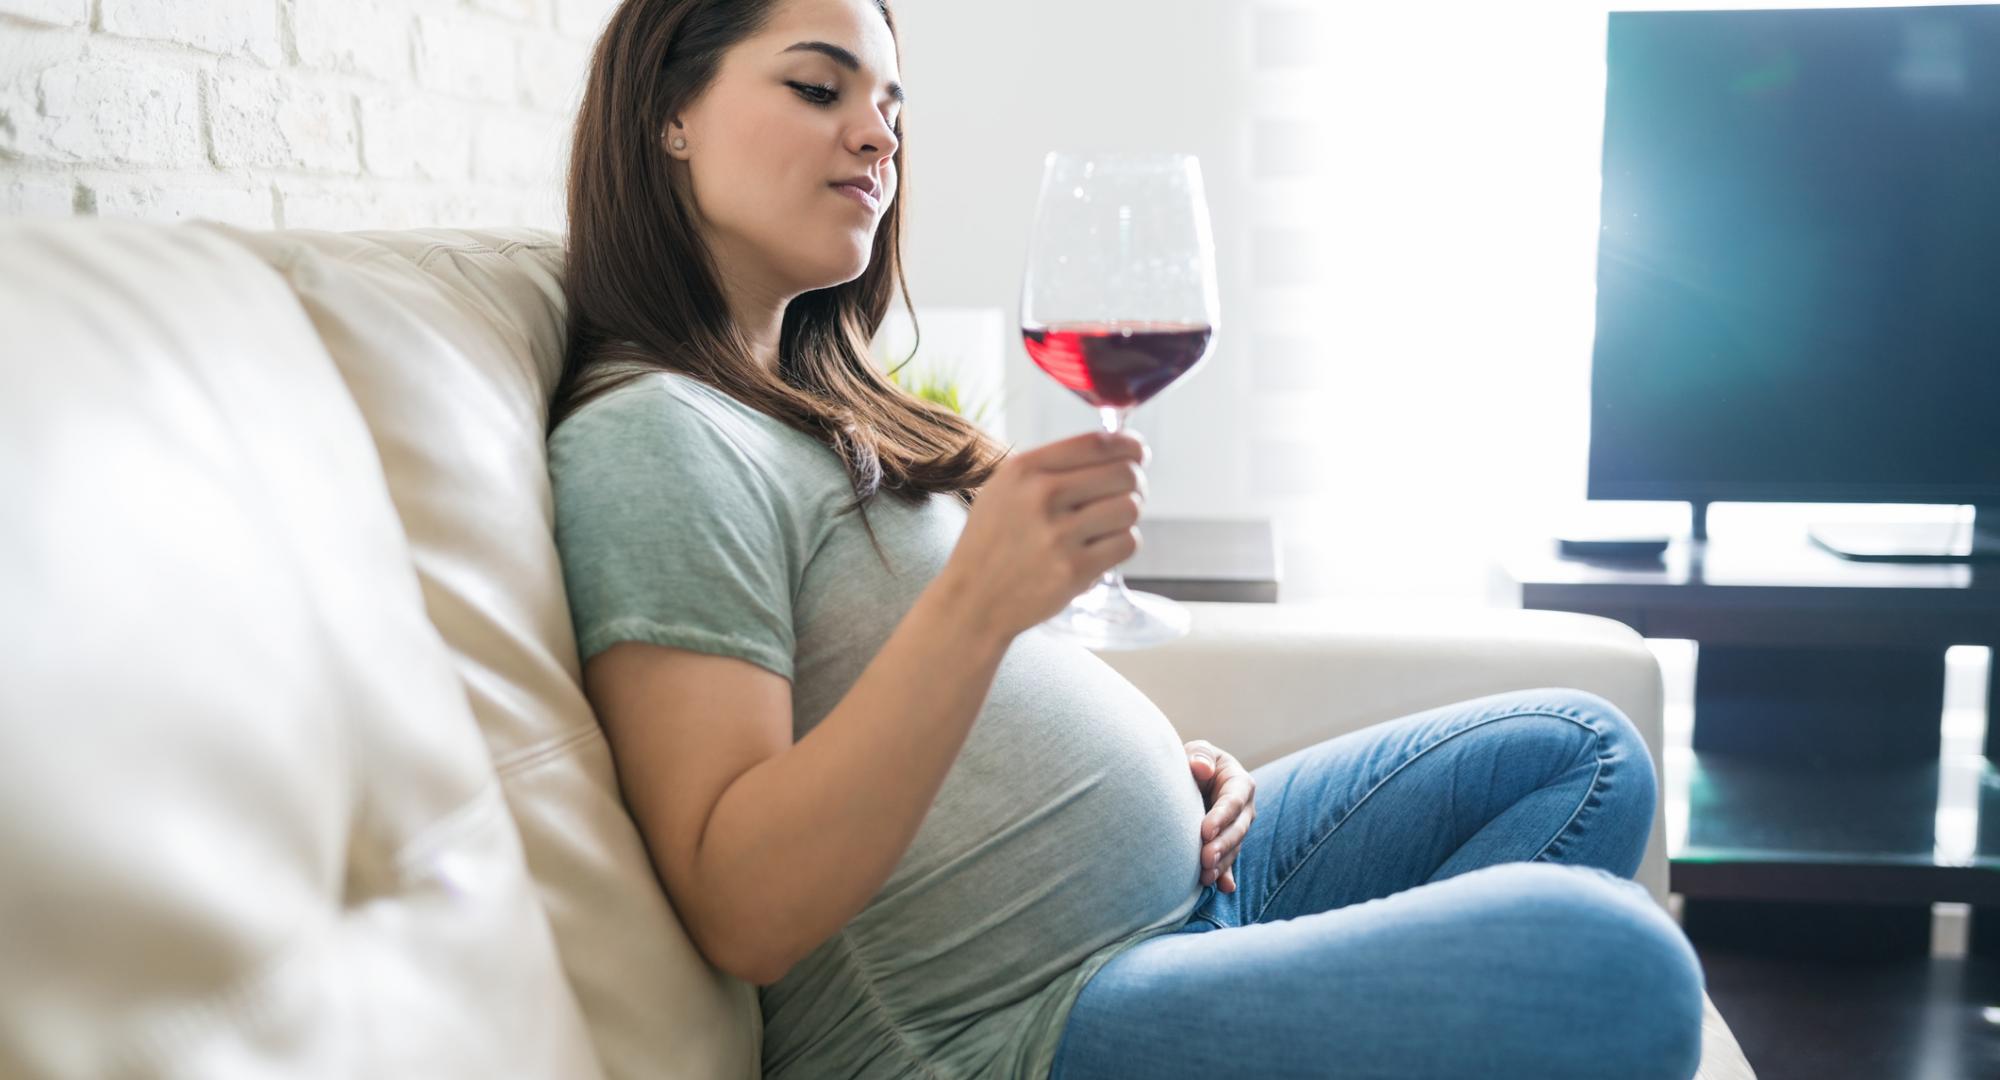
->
[1098, 405, 1132, 592]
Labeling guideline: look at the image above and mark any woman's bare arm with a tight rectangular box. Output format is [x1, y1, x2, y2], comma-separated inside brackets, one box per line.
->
[584, 569, 1009, 985]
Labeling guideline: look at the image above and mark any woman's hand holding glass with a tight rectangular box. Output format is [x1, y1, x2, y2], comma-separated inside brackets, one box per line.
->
[936, 429, 1151, 643]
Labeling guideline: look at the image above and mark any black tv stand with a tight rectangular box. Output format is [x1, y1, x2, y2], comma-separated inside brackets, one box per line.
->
[1496, 529, 2000, 961]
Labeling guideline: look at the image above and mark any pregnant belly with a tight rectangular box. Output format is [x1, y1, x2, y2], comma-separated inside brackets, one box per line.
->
[845, 630, 1208, 1019]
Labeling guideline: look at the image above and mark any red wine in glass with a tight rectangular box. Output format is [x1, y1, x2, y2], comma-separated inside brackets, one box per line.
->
[1021, 320, 1213, 408]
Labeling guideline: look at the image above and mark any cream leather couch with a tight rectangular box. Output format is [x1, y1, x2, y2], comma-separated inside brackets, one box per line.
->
[0, 218, 1758, 1080]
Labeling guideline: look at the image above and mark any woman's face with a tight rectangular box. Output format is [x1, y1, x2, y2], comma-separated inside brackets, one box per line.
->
[671, 0, 902, 302]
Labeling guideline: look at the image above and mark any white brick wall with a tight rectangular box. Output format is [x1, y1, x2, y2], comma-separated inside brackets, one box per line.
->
[0, 0, 618, 230]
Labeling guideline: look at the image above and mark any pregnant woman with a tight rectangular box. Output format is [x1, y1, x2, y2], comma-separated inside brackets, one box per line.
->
[545, 1, 1709, 1077]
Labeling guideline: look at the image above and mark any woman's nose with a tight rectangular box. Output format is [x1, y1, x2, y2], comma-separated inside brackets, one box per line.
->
[853, 116, 898, 160]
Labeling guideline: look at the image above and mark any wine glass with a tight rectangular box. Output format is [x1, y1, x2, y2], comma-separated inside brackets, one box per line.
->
[1020, 151, 1221, 650]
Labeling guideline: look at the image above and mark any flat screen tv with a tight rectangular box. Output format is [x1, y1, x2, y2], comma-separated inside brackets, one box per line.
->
[1589, 4, 2000, 560]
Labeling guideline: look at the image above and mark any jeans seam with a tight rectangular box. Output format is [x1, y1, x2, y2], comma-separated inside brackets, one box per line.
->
[1527, 750, 1607, 864]
[1254, 706, 1607, 925]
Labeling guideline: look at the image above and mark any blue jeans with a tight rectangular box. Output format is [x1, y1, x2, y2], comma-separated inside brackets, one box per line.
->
[1048, 688, 1707, 1080]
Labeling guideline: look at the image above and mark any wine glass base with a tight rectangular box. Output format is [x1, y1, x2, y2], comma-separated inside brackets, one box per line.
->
[1039, 582, 1191, 650]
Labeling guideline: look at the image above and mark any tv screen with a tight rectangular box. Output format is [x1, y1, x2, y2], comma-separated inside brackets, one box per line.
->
[1588, 5, 2000, 506]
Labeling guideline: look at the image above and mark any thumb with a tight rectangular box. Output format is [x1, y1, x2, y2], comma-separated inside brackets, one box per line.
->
[1189, 750, 1215, 774]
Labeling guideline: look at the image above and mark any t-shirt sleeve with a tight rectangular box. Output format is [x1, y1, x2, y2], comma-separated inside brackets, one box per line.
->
[548, 387, 798, 680]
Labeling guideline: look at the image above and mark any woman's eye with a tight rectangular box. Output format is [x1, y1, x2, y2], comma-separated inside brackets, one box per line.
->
[791, 80, 900, 139]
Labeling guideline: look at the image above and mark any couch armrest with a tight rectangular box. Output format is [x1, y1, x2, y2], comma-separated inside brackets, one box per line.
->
[1094, 600, 1673, 910]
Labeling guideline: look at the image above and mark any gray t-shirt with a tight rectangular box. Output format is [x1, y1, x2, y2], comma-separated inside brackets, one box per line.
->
[547, 370, 1206, 1080]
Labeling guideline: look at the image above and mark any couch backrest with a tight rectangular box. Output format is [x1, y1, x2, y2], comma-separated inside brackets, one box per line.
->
[0, 219, 602, 1078]
[200, 222, 761, 1080]
[0, 218, 761, 1078]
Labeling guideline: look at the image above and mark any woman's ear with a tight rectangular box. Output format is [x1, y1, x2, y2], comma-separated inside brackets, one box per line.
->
[664, 118, 689, 158]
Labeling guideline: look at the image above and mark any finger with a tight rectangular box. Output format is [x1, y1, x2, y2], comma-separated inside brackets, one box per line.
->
[1079, 521, 1140, 567]
[1219, 865, 1237, 893]
[1063, 491, 1143, 548]
[1207, 765, 1253, 817]
[1200, 807, 1225, 843]
[1205, 804, 1255, 870]
[1017, 430, 1145, 474]
[1220, 830, 1247, 879]
[1049, 458, 1147, 514]
[1200, 793, 1240, 841]
[1191, 764, 1216, 803]
[1201, 790, 1245, 843]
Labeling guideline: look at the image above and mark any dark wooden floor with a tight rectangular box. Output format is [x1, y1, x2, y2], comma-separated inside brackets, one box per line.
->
[1690, 939, 2000, 1079]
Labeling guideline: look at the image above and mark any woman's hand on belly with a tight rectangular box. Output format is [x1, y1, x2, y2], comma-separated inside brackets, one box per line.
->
[1186, 740, 1257, 893]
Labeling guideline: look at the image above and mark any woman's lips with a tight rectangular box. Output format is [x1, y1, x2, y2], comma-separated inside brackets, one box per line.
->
[830, 182, 879, 212]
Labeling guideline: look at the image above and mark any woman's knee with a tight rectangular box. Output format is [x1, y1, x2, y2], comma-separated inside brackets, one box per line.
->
[1470, 863, 1706, 1077]
[1531, 687, 1642, 747]
[1536, 687, 1659, 812]
[1497, 687, 1647, 758]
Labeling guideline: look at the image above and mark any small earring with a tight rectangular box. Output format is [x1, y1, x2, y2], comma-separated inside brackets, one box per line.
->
[672, 136, 687, 151]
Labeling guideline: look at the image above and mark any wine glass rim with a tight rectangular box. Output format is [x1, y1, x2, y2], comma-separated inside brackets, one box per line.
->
[1044, 150, 1198, 166]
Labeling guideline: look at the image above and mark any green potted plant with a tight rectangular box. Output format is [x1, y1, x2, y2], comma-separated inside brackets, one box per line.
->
[869, 307, 1009, 438]
[884, 359, 992, 427]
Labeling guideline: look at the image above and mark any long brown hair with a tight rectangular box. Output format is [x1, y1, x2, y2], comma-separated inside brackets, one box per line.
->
[548, 0, 1006, 536]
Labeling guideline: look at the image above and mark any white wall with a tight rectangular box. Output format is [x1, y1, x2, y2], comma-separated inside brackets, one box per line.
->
[893, 0, 1251, 519]
[895, 0, 1978, 606]
[896, 0, 1584, 602]
[4, 0, 1971, 608]
[0, 0, 616, 229]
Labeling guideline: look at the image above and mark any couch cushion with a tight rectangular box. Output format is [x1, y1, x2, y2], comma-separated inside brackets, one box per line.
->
[198, 223, 760, 1080]
[0, 218, 599, 1077]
